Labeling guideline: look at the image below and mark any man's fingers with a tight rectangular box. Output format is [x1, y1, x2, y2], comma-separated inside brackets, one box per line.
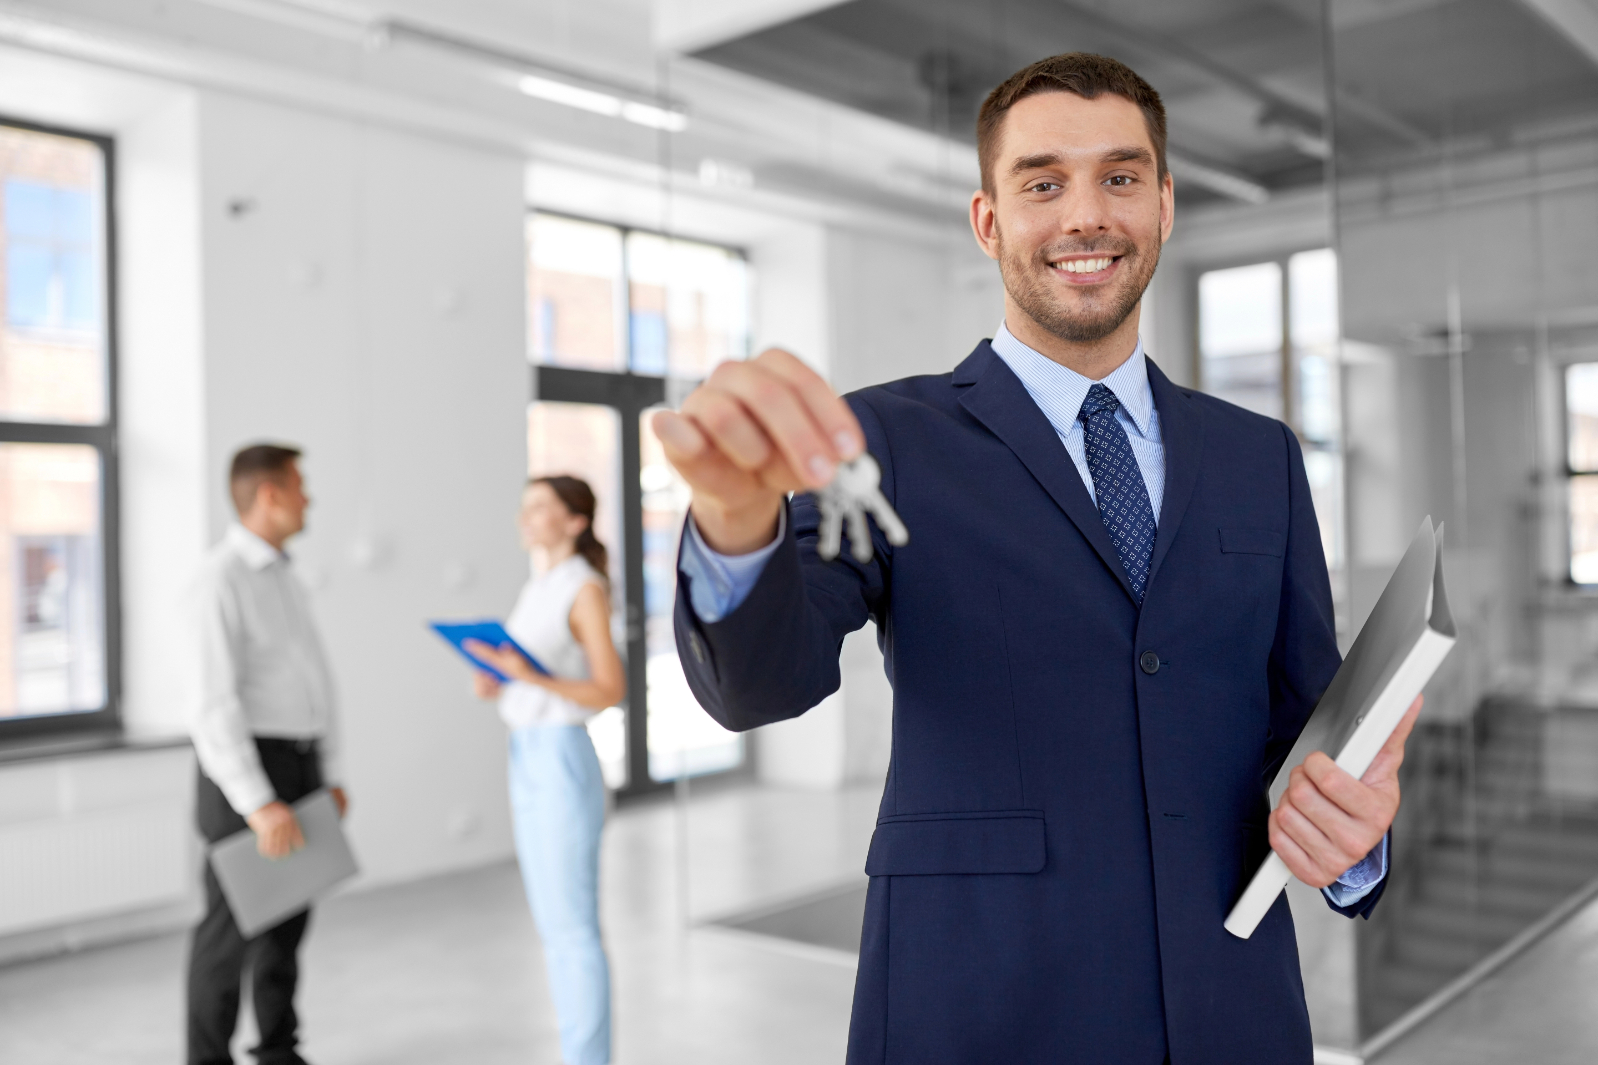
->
[1269, 817, 1330, 888]
[708, 361, 838, 487]
[755, 348, 865, 462]
[682, 387, 778, 474]
[652, 409, 706, 461]
[655, 410, 790, 500]
[1365, 694, 1424, 784]
[1272, 799, 1342, 882]
[1283, 763, 1378, 860]
[1299, 752, 1389, 826]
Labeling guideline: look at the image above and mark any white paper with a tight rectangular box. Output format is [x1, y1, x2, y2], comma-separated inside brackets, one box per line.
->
[1224, 517, 1455, 940]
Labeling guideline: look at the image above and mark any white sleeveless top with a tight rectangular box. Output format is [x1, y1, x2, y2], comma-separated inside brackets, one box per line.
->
[498, 555, 605, 729]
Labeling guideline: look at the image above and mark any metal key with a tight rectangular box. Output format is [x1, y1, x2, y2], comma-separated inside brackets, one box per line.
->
[816, 453, 910, 563]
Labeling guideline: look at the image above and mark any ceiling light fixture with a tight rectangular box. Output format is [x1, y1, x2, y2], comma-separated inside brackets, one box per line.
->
[516, 75, 688, 132]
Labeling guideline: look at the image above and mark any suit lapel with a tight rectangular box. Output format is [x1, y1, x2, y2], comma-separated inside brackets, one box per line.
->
[1145, 358, 1204, 587]
[955, 342, 1138, 605]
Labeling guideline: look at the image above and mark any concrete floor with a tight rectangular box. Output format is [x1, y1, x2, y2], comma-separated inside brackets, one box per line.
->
[0, 781, 881, 1065]
[1375, 890, 1598, 1065]
[6, 777, 1598, 1064]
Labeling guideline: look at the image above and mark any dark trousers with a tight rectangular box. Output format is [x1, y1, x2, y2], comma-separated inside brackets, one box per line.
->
[186, 738, 323, 1065]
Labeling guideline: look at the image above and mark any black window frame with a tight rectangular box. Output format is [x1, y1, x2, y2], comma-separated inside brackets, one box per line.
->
[527, 208, 749, 798]
[0, 113, 121, 742]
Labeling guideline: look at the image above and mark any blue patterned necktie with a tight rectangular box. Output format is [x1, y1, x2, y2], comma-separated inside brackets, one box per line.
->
[1078, 383, 1157, 603]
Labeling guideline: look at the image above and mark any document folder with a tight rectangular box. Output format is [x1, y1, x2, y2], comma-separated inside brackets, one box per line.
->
[209, 789, 358, 939]
[428, 620, 550, 681]
[1224, 516, 1456, 939]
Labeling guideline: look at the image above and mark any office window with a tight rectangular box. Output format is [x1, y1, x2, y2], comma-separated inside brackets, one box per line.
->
[527, 212, 748, 795]
[1566, 363, 1598, 584]
[528, 212, 749, 377]
[0, 118, 117, 735]
[1198, 249, 1344, 574]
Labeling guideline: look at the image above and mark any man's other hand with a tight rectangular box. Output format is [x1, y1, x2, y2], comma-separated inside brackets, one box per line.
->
[1270, 694, 1424, 889]
[330, 787, 348, 819]
[651, 348, 865, 555]
[246, 800, 305, 859]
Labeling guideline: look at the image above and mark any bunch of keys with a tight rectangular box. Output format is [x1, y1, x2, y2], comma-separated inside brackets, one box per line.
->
[816, 453, 910, 563]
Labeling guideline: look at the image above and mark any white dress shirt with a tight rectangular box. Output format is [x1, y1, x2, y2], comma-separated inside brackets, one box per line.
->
[988, 322, 1166, 517]
[190, 524, 342, 816]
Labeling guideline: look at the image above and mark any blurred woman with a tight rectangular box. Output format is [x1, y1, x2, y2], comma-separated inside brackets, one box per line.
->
[467, 475, 624, 1065]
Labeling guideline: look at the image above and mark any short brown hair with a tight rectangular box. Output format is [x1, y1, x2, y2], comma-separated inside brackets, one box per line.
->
[976, 53, 1168, 195]
[229, 443, 301, 514]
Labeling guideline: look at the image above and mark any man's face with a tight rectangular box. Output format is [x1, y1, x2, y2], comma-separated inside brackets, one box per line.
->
[972, 91, 1174, 345]
[268, 463, 309, 538]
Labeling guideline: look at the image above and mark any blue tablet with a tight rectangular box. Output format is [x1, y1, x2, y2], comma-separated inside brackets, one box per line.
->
[429, 620, 551, 682]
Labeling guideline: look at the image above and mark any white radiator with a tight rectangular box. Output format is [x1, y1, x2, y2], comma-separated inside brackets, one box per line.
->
[0, 745, 194, 936]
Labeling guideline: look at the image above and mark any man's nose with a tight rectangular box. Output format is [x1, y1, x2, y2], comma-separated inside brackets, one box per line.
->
[1057, 184, 1111, 235]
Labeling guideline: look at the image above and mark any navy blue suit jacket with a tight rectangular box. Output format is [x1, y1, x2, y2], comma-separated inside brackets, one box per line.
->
[674, 341, 1384, 1064]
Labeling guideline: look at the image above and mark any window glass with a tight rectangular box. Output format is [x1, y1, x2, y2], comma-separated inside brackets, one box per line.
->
[527, 215, 627, 371]
[1199, 261, 1283, 420]
[1572, 476, 1598, 585]
[1567, 365, 1598, 585]
[625, 232, 749, 377]
[0, 443, 105, 717]
[1566, 363, 1598, 473]
[528, 401, 627, 788]
[640, 409, 741, 780]
[0, 126, 108, 424]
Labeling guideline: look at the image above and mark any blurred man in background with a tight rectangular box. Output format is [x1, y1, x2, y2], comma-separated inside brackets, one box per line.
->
[186, 443, 347, 1065]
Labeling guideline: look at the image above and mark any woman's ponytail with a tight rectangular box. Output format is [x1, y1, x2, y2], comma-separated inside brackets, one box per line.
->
[533, 475, 609, 579]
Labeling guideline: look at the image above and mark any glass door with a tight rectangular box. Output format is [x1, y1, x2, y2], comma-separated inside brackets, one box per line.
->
[526, 211, 750, 798]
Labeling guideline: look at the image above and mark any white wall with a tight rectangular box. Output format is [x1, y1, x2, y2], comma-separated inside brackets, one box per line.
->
[195, 93, 532, 886]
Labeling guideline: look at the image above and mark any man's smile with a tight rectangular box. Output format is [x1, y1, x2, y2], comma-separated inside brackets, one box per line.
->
[1048, 254, 1123, 283]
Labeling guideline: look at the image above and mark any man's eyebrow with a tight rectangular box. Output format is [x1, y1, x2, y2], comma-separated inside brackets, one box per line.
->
[1008, 146, 1155, 176]
[1009, 152, 1062, 175]
[1103, 145, 1155, 166]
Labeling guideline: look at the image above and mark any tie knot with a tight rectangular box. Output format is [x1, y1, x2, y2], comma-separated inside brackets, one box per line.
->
[1079, 382, 1121, 422]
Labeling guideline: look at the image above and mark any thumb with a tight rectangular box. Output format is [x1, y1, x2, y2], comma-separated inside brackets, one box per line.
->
[1362, 694, 1423, 785]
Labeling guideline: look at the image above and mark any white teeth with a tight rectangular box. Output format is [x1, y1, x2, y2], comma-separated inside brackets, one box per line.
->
[1056, 257, 1114, 274]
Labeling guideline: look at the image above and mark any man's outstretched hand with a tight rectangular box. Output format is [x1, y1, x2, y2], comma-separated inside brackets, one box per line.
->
[1270, 694, 1423, 889]
[651, 348, 864, 556]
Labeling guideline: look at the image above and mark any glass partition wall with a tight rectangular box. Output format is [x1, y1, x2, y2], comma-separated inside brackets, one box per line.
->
[526, 211, 750, 798]
[1324, 0, 1598, 1047]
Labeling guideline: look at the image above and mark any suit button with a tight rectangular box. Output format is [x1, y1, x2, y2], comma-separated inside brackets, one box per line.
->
[1139, 651, 1160, 674]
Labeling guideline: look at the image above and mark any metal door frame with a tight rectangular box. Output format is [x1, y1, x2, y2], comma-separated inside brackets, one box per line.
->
[531, 364, 669, 797]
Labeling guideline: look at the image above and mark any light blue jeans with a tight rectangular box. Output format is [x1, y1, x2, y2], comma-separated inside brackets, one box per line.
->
[508, 725, 611, 1065]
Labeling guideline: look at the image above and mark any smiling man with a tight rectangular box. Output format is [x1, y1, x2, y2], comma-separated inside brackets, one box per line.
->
[655, 54, 1415, 1064]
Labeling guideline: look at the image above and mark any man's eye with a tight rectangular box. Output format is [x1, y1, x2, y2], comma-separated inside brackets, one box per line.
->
[1029, 182, 1060, 193]
[1106, 175, 1133, 187]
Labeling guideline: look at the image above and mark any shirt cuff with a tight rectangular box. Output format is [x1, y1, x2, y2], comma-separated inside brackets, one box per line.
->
[221, 769, 278, 819]
[1322, 834, 1389, 908]
[679, 508, 786, 623]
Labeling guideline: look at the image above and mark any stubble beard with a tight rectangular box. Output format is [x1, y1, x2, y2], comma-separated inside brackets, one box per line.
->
[997, 227, 1162, 345]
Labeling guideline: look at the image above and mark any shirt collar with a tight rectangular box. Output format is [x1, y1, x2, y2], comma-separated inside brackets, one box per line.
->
[226, 523, 286, 571]
[989, 321, 1155, 438]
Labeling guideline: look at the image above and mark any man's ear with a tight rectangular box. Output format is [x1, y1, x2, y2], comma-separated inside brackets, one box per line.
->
[1159, 171, 1175, 244]
[970, 189, 1001, 262]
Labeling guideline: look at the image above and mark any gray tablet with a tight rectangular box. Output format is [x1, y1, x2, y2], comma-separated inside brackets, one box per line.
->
[209, 788, 358, 938]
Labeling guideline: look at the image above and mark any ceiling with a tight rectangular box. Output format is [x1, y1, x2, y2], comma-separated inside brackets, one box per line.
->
[687, 0, 1598, 205]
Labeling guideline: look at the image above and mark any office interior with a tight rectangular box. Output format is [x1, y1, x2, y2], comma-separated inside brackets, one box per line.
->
[0, 0, 1596, 1062]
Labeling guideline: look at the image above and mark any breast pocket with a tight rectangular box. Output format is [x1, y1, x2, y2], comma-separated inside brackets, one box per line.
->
[865, 810, 1047, 876]
[1218, 526, 1286, 557]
